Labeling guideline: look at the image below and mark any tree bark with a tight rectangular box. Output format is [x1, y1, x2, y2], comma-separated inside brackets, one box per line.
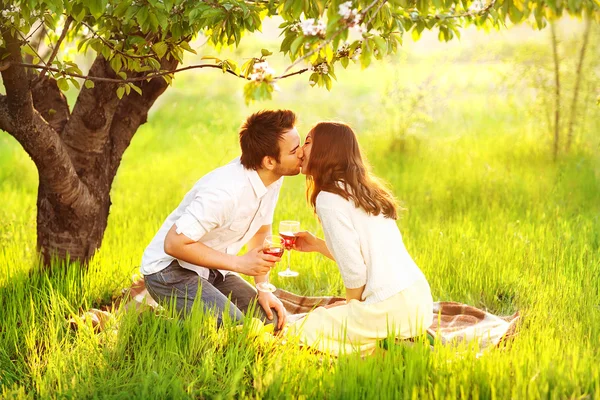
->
[31, 76, 71, 134]
[35, 56, 178, 266]
[0, 27, 179, 266]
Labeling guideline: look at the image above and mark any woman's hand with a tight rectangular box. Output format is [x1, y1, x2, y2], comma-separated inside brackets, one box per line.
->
[293, 231, 321, 253]
[294, 231, 335, 261]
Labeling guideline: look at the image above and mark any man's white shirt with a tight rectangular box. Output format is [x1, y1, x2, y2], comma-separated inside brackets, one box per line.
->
[140, 157, 282, 279]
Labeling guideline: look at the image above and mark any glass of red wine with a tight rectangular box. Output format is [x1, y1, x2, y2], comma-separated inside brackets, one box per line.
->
[256, 234, 284, 292]
[278, 221, 300, 277]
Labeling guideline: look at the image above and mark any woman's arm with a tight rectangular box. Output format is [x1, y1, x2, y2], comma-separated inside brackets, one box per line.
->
[346, 285, 365, 302]
[294, 231, 335, 260]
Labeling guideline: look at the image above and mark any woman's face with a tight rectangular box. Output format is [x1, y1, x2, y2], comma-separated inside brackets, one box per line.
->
[299, 132, 312, 175]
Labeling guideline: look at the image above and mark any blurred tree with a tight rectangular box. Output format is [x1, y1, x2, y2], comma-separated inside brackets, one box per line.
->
[0, 0, 598, 266]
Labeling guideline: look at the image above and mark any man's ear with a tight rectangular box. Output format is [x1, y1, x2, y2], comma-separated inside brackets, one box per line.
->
[262, 155, 276, 171]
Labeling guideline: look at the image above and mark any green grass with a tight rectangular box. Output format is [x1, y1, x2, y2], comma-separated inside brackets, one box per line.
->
[1, 24, 600, 399]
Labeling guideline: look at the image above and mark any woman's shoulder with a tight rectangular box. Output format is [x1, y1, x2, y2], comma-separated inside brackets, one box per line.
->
[316, 190, 351, 209]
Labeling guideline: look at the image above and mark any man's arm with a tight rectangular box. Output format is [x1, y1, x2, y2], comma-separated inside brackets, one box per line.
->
[246, 224, 271, 285]
[245, 224, 288, 330]
[164, 225, 278, 276]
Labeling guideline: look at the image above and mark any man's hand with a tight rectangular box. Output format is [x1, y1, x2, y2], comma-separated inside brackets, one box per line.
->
[293, 231, 320, 253]
[257, 291, 287, 330]
[235, 246, 281, 276]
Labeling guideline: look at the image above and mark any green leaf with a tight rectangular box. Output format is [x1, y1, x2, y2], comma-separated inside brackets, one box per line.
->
[179, 42, 197, 54]
[373, 36, 388, 55]
[88, 0, 108, 18]
[110, 55, 123, 73]
[137, 7, 149, 28]
[69, 78, 80, 90]
[152, 42, 169, 59]
[116, 86, 125, 99]
[290, 36, 304, 56]
[411, 26, 422, 41]
[124, 5, 140, 21]
[323, 75, 332, 91]
[280, 34, 296, 54]
[118, 71, 127, 80]
[225, 59, 240, 75]
[148, 11, 160, 32]
[147, 58, 161, 70]
[85, 80, 95, 89]
[56, 78, 69, 91]
[241, 59, 255, 78]
[261, 48, 273, 57]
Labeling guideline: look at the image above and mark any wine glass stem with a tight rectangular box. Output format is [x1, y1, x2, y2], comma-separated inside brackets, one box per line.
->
[287, 249, 291, 271]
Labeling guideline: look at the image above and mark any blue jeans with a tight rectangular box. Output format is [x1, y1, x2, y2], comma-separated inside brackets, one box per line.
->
[144, 260, 278, 327]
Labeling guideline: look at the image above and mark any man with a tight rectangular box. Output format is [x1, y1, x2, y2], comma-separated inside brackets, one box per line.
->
[141, 110, 302, 330]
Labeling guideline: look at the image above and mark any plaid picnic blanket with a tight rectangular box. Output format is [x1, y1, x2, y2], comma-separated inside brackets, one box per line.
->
[74, 278, 519, 350]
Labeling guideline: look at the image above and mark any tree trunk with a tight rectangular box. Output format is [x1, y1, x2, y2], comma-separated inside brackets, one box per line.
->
[566, 15, 592, 153]
[550, 22, 561, 162]
[0, 29, 178, 268]
[36, 182, 109, 266]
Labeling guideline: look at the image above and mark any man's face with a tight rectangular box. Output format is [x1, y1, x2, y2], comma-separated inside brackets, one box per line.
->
[272, 127, 302, 176]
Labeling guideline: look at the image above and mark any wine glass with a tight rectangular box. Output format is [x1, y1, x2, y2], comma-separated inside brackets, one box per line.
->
[278, 221, 300, 277]
[256, 234, 284, 292]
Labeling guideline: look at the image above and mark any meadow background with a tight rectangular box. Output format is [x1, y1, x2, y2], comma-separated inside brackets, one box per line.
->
[1, 17, 600, 398]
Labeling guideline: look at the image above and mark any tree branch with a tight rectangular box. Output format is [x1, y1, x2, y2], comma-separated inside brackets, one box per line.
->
[281, 0, 385, 76]
[107, 57, 179, 182]
[11, 61, 309, 82]
[0, 92, 93, 213]
[78, 19, 158, 60]
[31, 76, 71, 134]
[60, 55, 121, 185]
[0, 31, 35, 124]
[37, 15, 73, 82]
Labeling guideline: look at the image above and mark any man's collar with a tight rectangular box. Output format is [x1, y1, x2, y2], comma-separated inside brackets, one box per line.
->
[246, 168, 268, 198]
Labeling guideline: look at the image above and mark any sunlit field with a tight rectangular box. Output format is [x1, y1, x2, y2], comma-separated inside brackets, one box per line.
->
[1, 19, 599, 398]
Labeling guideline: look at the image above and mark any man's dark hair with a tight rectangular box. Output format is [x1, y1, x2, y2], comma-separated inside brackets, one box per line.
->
[239, 109, 297, 170]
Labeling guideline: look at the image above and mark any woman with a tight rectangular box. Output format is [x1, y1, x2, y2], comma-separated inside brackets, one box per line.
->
[288, 122, 434, 356]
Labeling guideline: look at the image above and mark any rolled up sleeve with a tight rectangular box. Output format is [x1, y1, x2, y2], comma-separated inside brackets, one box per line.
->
[175, 188, 233, 242]
[317, 205, 367, 289]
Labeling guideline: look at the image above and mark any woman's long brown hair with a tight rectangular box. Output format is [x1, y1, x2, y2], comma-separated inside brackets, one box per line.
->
[306, 122, 399, 219]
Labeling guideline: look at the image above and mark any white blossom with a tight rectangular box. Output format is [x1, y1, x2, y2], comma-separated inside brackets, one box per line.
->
[468, 0, 484, 12]
[301, 18, 326, 37]
[355, 25, 367, 35]
[250, 61, 276, 82]
[338, 2, 361, 27]
[312, 63, 329, 75]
